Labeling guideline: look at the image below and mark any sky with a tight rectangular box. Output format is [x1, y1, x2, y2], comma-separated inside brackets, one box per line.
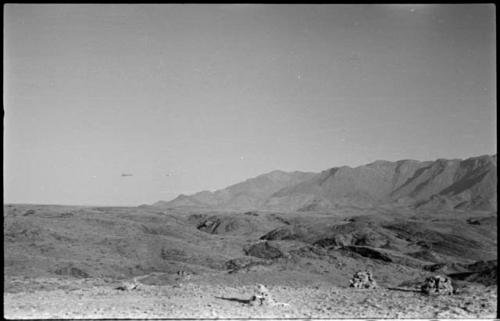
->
[4, 4, 496, 206]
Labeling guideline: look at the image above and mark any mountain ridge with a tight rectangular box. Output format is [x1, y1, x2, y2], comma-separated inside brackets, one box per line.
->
[154, 154, 497, 211]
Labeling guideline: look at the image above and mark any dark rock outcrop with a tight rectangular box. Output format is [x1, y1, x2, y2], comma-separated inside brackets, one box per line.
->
[341, 246, 393, 262]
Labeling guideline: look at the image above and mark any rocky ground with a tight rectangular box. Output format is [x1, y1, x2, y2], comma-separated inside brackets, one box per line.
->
[4, 275, 497, 319]
[3, 204, 497, 319]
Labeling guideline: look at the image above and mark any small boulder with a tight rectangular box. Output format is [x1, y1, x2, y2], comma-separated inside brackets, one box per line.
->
[421, 275, 454, 295]
[349, 270, 378, 289]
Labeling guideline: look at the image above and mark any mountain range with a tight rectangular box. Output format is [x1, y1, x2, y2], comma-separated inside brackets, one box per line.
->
[153, 154, 497, 211]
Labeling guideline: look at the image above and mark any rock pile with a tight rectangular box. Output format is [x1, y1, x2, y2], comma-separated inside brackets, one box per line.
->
[115, 281, 138, 291]
[349, 270, 378, 289]
[116, 276, 141, 291]
[249, 284, 275, 306]
[421, 275, 454, 295]
[214, 284, 289, 307]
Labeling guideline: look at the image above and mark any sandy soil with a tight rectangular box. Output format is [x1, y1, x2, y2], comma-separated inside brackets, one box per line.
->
[4, 275, 497, 319]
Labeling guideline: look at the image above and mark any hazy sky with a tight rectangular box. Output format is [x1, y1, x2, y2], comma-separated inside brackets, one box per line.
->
[4, 4, 496, 206]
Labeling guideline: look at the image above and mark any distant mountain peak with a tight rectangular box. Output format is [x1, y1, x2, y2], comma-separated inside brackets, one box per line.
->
[153, 154, 496, 212]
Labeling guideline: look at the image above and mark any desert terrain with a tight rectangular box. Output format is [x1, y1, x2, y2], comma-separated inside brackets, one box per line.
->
[4, 203, 497, 318]
[4, 155, 497, 318]
[5, 3, 497, 318]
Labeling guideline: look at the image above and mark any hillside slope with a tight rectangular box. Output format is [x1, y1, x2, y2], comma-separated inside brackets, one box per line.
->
[4, 204, 497, 319]
[155, 155, 497, 211]
[154, 170, 316, 210]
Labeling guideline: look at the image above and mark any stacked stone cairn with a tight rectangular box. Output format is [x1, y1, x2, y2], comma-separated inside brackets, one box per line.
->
[349, 270, 378, 289]
[115, 276, 142, 291]
[115, 281, 138, 291]
[421, 275, 454, 295]
[250, 284, 273, 306]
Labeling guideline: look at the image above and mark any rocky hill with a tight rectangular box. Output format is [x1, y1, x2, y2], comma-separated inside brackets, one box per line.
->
[153, 170, 316, 210]
[155, 155, 497, 211]
[4, 203, 497, 318]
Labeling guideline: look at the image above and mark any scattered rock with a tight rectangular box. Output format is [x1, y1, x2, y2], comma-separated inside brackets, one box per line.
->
[349, 270, 378, 289]
[421, 275, 454, 295]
